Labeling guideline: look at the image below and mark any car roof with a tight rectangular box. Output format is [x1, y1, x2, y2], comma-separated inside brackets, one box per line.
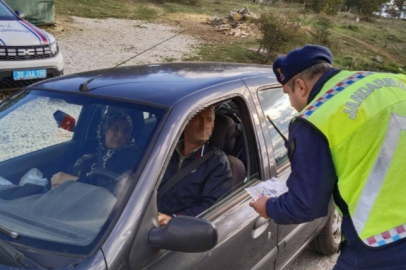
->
[31, 62, 275, 107]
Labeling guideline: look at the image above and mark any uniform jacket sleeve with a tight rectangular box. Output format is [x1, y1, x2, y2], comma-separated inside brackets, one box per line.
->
[265, 119, 337, 224]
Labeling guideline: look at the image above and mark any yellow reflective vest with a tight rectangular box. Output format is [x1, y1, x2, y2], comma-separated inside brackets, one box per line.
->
[298, 70, 406, 247]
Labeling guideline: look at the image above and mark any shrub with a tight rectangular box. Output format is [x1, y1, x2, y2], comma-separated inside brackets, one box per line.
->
[312, 14, 334, 45]
[255, 11, 308, 64]
[306, 0, 344, 15]
[149, 0, 200, 5]
[347, 24, 359, 31]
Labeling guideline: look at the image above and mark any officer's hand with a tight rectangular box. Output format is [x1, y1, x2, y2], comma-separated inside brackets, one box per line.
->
[158, 213, 172, 227]
[249, 195, 270, 219]
[51, 172, 79, 189]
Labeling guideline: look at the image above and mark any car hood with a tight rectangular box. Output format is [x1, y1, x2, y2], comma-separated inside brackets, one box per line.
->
[0, 20, 55, 46]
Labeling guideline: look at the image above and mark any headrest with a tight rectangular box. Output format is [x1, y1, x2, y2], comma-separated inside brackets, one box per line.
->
[210, 114, 236, 154]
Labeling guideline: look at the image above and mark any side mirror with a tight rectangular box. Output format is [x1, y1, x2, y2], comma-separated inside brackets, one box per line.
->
[15, 10, 25, 19]
[53, 110, 76, 132]
[148, 216, 218, 253]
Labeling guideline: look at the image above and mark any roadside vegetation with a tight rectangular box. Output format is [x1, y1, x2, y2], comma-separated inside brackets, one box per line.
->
[55, 0, 406, 74]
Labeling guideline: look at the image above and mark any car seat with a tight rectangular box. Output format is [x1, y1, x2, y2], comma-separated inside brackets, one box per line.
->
[210, 114, 246, 187]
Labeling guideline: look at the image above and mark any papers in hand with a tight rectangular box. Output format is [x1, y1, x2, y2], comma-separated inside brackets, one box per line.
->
[245, 177, 288, 201]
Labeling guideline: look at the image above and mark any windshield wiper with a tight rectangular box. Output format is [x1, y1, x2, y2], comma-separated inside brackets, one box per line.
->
[0, 224, 19, 239]
[0, 238, 44, 269]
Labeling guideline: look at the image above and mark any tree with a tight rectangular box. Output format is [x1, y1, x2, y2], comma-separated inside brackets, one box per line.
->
[387, 5, 401, 18]
[393, 0, 406, 18]
[306, 0, 344, 14]
[345, 0, 386, 17]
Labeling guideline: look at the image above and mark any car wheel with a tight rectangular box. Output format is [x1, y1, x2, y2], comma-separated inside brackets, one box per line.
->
[310, 207, 342, 255]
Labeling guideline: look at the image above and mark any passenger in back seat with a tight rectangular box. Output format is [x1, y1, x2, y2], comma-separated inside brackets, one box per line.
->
[50, 110, 140, 191]
[0, 110, 141, 200]
[157, 106, 232, 227]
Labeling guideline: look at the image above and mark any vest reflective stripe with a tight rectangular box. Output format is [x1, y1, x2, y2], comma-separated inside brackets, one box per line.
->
[356, 113, 406, 247]
[298, 70, 406, 247]
[299, 71, 373, 119]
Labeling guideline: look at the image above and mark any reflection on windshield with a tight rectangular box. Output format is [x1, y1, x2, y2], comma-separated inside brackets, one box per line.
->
[258, 88, 296, 165]
[0, 2, 16, 20]
[0, 90, 165, 254]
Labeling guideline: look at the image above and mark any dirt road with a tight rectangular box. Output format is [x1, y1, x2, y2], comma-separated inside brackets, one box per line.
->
[50, 16, 199, 75]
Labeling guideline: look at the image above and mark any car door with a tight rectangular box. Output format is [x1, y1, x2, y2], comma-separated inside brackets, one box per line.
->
[125, 83, 278, 270]
[254, 85, 326, 269]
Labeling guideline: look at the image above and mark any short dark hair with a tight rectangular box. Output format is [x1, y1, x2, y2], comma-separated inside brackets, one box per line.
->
[288, 62, 332, 92]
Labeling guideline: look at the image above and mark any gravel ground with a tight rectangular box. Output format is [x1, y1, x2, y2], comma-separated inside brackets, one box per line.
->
[286, 247, 339, 270]
[53, 16, 199, 75]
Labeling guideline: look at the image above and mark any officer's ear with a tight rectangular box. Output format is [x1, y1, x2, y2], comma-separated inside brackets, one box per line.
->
[295, 78, 310, 98]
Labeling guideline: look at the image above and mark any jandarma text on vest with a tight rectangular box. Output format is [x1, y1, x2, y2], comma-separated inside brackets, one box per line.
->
[344, 78, 406, 120]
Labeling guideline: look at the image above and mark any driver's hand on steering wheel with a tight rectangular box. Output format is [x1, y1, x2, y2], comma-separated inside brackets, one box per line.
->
[51, 172, 79, 189]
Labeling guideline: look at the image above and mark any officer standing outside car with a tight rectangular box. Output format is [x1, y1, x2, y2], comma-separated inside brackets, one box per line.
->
[249, 44, 406, 270]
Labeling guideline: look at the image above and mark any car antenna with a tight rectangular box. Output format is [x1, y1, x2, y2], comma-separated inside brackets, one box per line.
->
[79, 28, 190, 92]
[266, 115, 288, 146]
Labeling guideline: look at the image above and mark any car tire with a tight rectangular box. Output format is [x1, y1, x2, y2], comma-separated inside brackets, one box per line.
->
[310, 207, 342, 255]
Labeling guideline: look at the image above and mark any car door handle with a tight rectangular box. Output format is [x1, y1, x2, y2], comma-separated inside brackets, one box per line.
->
[252, 217, 270, 239]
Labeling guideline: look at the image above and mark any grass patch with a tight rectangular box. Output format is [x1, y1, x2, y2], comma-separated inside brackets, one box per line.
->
[160, 0, 266, 17]
[332, 13, 406, 65]
[135, 5, 157, 21]
[56, 0, 157, 21]
[183, 41, 262, 63]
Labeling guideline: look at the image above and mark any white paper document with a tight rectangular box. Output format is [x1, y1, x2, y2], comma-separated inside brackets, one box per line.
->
[245, 177, 288, 201]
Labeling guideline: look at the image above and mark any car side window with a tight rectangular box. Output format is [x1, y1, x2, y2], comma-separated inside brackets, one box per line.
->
[198, 98, 262, 218]
[258, 87, 296, 168]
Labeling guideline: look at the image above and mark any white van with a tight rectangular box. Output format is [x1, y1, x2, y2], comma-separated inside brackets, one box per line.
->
[0, 0, 64, 91]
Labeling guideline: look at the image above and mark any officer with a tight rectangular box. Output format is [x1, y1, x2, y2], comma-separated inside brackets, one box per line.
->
[249, 44, 406, 269]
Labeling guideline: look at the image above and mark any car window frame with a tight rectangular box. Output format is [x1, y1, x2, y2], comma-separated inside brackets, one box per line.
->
[256, 85, 295, 175]
[152, 93, 263, 223]
[197, 96, 263, 221]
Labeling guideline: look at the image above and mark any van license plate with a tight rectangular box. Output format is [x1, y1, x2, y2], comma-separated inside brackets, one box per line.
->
[13, 69, 47, 81]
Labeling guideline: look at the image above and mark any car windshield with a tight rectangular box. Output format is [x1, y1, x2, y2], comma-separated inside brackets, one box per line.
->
[0, 2, 17, 20]
[0, 90, 165, 254]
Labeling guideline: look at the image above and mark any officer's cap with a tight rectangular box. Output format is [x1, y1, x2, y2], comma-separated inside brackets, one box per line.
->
[272, 44, 333, 85]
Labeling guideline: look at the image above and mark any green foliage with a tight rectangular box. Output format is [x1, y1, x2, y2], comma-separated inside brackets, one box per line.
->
[135, 5, 157, 20]
[394, 0, 406, 16]
[149, 0, 200, 5]
[255, 11, 308, 64]
[347, 24, 359, 31]
[306, 0, 344, 15]
[345, 0, 386, 17]
[56, 0, 157, 21]
[183, 42, 261, 63]
[312, 14, 334, 45]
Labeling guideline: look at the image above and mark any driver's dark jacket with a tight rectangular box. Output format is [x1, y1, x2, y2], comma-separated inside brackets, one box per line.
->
[266, 68, 406, 270]
[158, 142, 232, 217]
